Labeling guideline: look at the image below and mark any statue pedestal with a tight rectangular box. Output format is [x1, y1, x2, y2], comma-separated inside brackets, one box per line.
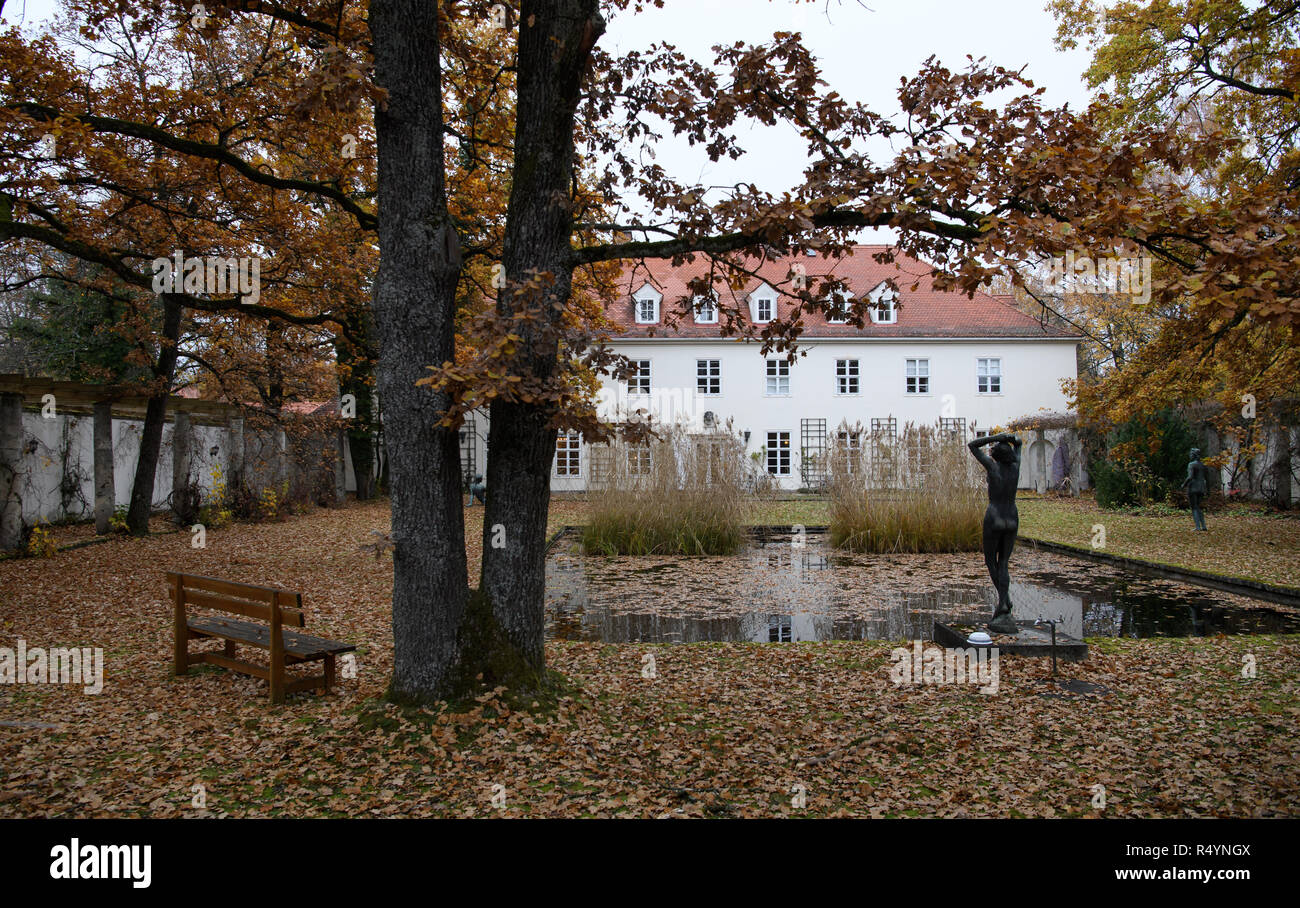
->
[934, 622, 1089, 661]
[988, 613, 1018, 634]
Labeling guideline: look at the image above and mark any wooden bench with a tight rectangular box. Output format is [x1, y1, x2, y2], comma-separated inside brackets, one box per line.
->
[168, 572, 355, 704]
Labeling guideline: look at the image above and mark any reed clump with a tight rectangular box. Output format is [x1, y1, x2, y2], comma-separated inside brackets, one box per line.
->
[828, 422, 985, 554]
[582, 425, 746, 555]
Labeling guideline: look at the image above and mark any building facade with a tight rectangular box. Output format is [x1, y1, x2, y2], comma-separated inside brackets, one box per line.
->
[550, 245, 1080, 492]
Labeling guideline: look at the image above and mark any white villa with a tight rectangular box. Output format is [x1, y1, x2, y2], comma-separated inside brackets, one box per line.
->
[545, 245, 1080, 492]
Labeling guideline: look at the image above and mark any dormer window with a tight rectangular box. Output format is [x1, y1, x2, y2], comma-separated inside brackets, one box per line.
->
[749, 283, 777, 323]
[694, 293, 718, 324]
[632, 283, 662, 324]
[868, 282, 898, 324]
[826, 290, 852, 324]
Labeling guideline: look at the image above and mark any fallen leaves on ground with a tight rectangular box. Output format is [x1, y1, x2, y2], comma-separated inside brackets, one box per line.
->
[1, 500, 1297, 818]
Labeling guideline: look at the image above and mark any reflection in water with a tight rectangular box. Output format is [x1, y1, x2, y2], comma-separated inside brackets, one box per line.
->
[545, 534, 1300, 644]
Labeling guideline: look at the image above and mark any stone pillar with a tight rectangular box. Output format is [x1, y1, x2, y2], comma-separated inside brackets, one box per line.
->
[0, 392, 23, 551]
[1035, 428, 1048, 493]
[1289, 425, 1300, 507]
[227, 416, 245, 488]
[93, 401, 115, 534]
[1270, 422, 1294, 507]
[334, 425, 347, 505]
[274, 425, 288, 490]
[172, 411, 192, 518]
[1070, 432, 1085, 495]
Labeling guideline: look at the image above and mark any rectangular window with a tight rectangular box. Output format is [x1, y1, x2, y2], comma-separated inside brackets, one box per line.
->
[696, 439, 726, 484]
[836, 359, 859, 395]
[766, 431, 791, 475]
[768, 615, 793, 642]
[587, 444, 613, 488]
[627, 446, 652, 475]
[906, 358, 930, 394]
[695, 295, 717, 323]
[635, 296, 658, 323]
[765, 359, 790, 395]
[755, 297, 774, 323]
[837, 430, 862, 475]
[872, 290, 897, 324]
[826, 294, 849, 324]
[555, 431, 581, 476]
[697, 359, 721, 396]
[627, 359, 651, 395]
[977, 357, 1002, 394]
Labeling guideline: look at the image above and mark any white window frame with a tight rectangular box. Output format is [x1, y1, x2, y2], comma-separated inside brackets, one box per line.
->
[633, 284, 661, 324]
[554, 431, 582, 477]
[766, 431, 791, 476]
[627, 446, 652, 475]
[750, 283, 778, 324]
[826, 290, 851, 324]
[837, 429, 862, 475]
[694, 293, 718, 324]
[906, 358, 930, 394]
[836, 359, 860, 395]
[627, 359, 652, 395]
[868, 282, 898, 324]
[977, 357, 1002, 394]
[697, 359, 721, 396]
[765, 359, 790, 396]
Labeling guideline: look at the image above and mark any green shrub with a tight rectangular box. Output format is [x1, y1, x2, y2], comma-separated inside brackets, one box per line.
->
[828, 422, 985, 554]
[582, 424, 746, 556]
[1090, 456, 1139, 509]
[1091, 409, 1200, 509]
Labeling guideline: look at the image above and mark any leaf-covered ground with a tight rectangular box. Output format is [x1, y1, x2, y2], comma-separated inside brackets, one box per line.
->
[2, 500, 1297, 818]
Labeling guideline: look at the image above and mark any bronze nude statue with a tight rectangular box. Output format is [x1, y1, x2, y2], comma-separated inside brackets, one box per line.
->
[1182, 448, 1209, 531]
[968, 432, 1024, 634]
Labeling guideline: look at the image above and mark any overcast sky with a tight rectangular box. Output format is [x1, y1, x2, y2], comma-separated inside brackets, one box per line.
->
[599, 0, 1096, 240]
[4, 0, 1097, 241]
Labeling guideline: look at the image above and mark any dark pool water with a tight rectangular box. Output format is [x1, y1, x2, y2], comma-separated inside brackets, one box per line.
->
[544, 533, 1300, 644]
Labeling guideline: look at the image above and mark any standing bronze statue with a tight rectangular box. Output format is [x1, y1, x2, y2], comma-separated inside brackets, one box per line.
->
[969, 432, 1024, 634]
[1182, 448, 1209, 531]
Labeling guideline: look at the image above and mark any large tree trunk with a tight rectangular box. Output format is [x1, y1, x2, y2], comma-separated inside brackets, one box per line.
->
[481, 0, 605, 673]
[370, 0, 471, 703]
[126, 294, 182, 535]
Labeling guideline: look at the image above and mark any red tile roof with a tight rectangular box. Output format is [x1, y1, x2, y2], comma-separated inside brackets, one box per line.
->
[607, 245, 1076, 339]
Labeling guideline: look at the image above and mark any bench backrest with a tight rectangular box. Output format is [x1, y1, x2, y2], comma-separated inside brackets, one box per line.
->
[166, 572, 305, 627]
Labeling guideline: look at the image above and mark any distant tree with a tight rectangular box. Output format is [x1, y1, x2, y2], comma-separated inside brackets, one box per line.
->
[8, 264, 156, 385]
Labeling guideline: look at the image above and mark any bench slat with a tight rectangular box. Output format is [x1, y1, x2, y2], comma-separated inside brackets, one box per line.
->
[166, 573, 305, 627]
[188, 616, 356, 660]
[179, 588, 272, 623]
[166, 572, 282, 601]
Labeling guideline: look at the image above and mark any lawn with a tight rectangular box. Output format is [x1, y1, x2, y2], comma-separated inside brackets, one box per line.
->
[1, 499, 1297, 818]
[1016, 496, 1300, 590]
